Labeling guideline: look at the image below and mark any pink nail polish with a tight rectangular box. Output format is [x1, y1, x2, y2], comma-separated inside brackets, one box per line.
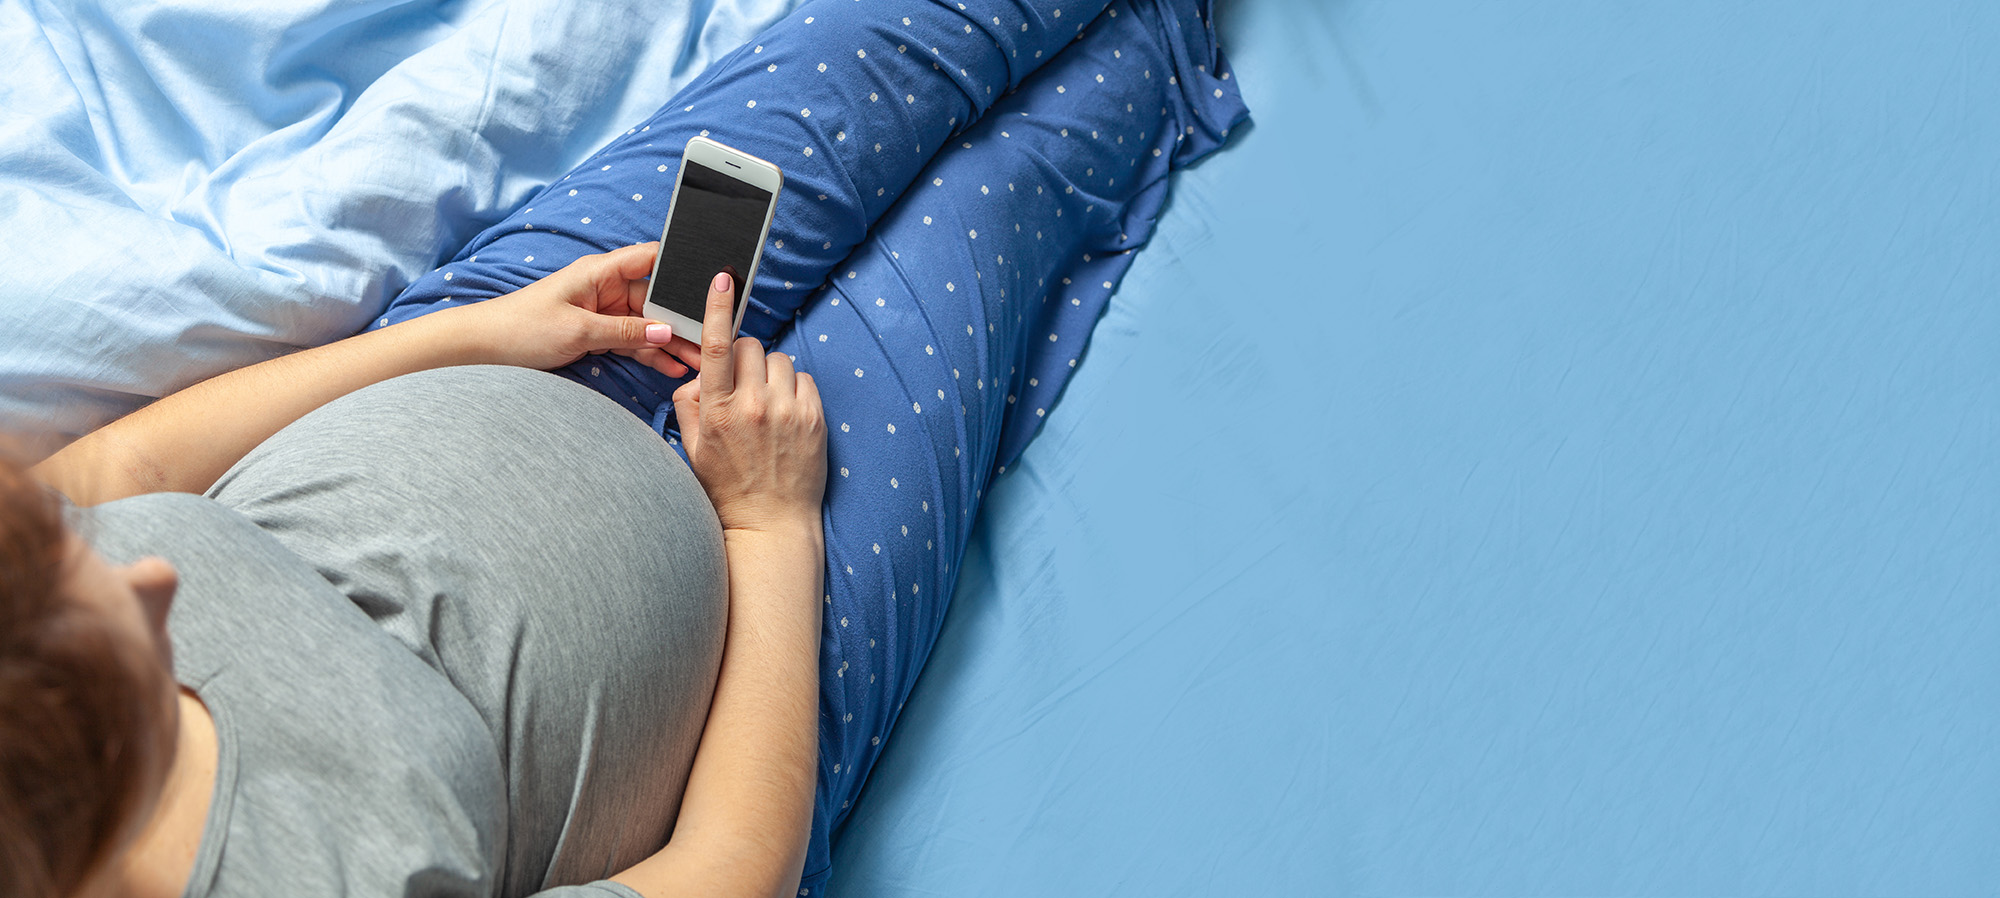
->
[712, 271, 731, 292]
[645, 323, 671, 343]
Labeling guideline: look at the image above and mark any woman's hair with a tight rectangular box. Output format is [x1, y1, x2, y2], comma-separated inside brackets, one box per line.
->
[0, 454, 155, 897]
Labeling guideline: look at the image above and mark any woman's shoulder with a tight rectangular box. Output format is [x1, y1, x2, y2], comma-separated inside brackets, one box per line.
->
[74, 491, 510, 898]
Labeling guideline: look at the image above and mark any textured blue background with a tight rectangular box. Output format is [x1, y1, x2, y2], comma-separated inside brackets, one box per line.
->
[830, 0, 1999, 894]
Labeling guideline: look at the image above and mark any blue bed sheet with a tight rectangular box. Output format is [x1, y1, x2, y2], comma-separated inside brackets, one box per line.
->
[827, 1, 1998, 894]
[2, 0, 1994, 894]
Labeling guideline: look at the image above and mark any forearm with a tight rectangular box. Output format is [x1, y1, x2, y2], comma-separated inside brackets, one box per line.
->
[33, 306, 485, 505]
[613, 522, 824, 898]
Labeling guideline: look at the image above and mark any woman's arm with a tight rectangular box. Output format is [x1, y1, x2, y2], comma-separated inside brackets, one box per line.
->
[33, 244, 695, 506]
[612, 524, 822, 898]
[608, 272, 827, 898]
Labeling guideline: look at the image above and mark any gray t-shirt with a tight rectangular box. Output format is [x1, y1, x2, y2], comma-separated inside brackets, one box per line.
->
[69, 365, 731, 898]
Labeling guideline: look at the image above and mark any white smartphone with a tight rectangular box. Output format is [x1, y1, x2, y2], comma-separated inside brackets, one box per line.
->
[642, 136, 784, 341]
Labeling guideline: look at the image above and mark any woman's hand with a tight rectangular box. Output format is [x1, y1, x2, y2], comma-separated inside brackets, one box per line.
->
[461, 242, 704, 376]
[673, 271, 828, 533]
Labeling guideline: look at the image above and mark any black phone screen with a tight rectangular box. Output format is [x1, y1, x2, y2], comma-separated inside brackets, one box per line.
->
[649, 159, 774, 324]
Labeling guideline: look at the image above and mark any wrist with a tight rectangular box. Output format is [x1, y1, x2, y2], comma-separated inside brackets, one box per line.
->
[418, 302, 503, 367]
[722, 514, 824, 546]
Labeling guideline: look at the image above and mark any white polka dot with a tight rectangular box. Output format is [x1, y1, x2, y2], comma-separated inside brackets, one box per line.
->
[443, 272, 453, 280]
[569, 189, 578, 196]
[969, 229, 978, 238]
[946, 282, 955, 292]
[658, 164, 669, 171]
[524, 255, 534, 262]
[980, 185, 989, 195]
[1096, 74, 1104, 83]
[1036, 408, 1046, 417]
[841, 467, 850, 477]
[857, 49, 867, 58]
[848, 270, 857, 279]
[854, 368, 864, 377]
[804, 147, 813, 156]
[591, 366, 600, 376]
[873, 543, 881, 554]
[1057, 85, 1066, 93]
[804, 15, 813, 22]
[837, 131, 846, 141]
[580, 217, 591, 224]
[875, 297, 885, 306]
[801, 108, 811, 117]
[912, 402, 921, 413]
[870, 93, 879, 102]
[840, 422, 849, 432]
[768, 63, 777, 72]
[926, 345, 935, 356]
[1215, 88, 1225, 98]
[1072, 297, 1081, 305]
[601, 164, 610, 171]
[887, 423, 896, 434]
[906, 94, 915, 103]
[890, 477, 899, 487]
[747, 99, 757, 107]
[818, 62, 827, 72]
[1049, 333, 1058, 341]
[923, 216, 933, 225]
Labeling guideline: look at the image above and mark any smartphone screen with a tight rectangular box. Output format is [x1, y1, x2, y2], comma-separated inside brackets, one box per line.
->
[648, 160, 775, 323]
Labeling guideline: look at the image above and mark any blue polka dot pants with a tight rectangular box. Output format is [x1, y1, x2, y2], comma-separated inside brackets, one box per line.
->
[372, 0, 1247, 891]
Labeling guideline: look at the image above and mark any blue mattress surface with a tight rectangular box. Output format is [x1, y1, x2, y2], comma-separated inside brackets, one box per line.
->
[828, 1, 1998, 894]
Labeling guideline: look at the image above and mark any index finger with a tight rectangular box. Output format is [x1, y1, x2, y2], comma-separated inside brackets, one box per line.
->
[698, 270, 738, 396]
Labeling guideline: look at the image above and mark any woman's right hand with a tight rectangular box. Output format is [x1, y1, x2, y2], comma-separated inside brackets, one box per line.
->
[671, 271, 828, 533]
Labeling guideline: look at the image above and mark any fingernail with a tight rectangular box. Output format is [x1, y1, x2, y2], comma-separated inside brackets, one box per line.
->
[646, 323, 672, 343]
[712, 271, 731, 292]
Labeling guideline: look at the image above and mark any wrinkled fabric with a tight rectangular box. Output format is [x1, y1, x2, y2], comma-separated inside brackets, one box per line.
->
[0, 0, 805, 458]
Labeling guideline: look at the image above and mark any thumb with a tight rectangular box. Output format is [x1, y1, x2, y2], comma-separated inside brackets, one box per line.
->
[586, 312, 674, 352]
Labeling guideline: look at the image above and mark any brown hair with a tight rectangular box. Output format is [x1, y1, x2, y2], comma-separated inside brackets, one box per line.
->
[0, 455, 155, 897]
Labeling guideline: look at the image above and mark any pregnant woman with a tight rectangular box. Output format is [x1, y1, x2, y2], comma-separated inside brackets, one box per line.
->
[1, 0, 1245, 894]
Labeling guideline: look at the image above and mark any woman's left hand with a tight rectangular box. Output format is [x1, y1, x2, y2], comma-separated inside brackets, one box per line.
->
[461, 242, 704, 376]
